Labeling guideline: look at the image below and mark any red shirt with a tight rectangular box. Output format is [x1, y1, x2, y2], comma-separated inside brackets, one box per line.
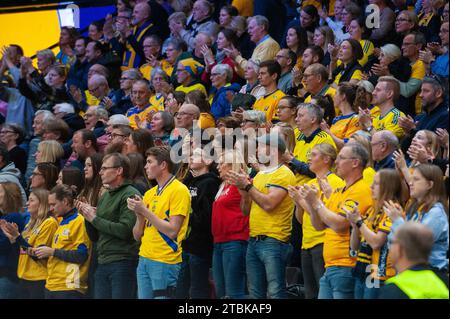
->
[212, 184, 249, 243]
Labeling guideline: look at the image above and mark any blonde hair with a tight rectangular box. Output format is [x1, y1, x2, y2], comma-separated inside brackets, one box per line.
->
[22, 189, 52, 238]
[417, 130, 441, 159]
[221, 149, 246, 175]
[37, 140, 65, 164]
[274, 123, 296, 153]
[313, 143, 338, 166]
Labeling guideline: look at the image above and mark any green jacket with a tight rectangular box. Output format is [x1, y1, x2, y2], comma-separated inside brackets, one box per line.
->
[87, 181, 140, 264]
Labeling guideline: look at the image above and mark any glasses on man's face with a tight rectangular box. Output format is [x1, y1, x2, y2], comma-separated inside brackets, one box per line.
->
[177, 112, 195, 117]
[99, 166, 119, 172]
[89, 86, 101, 94]
[120, 77, 131, 81]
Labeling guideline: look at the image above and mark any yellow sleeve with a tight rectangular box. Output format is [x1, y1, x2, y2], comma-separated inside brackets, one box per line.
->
[266, 167, 294, 191]
[378, 213, 392, 234]
[350, 69, 363, 81]
[169, 186, 191, 217]
[232, 0, 253, 16]
[411, 60, 426, 80]
[358, 40, 374, 67]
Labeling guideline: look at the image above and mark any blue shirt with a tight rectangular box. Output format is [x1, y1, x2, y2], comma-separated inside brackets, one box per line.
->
[0, 213, 25, 271]
[431, 52, 449, 78]
[390, 202, 449, 271]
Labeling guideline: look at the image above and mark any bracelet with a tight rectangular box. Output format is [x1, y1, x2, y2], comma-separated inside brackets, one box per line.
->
[244, 183, 254, 192]
[356, 219, 364, 229]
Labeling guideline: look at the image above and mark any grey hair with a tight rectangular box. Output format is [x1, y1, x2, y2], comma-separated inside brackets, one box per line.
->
[89, 74, 108, 86]
[90, 106, 109, 121]
[297, 103, 324, 124]
[36, 49, 56, 64]
[211, 64, 233, 82]
[243, 110, 266, 125]
[35, 110, 55, 122]
[249, 15, 269, 32]
[375, 130, 399, 149]
[54, 103, 75, 114]
[122, 68, 143, 81]
[345, 142, 369, 168]
[168, 11, 187, 25]
[380, 44, 401, 63]
[156, 111, 175, 133]
[151, 67, 169, 82]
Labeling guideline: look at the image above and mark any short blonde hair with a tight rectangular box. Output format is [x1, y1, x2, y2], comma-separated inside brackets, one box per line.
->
[37, 140, 64, 164]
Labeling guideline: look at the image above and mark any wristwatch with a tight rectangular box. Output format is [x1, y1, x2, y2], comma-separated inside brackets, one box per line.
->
[366, 126, 374, 133]
[356, 219, 364, 229]
[244, 183, 254, 192]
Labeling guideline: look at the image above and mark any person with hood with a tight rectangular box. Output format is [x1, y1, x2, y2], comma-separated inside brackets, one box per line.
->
[209, 64, 241, 120]
[176, 146, 221, 299]
[0, 145, 27, 207]
[175, 58, 207, 96]
[53, 103, 85, 134]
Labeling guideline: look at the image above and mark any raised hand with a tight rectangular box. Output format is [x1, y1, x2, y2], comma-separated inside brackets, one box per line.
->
[392, 149, 408, 171]
[358, 107, 372, 130]
[383, 200, 404, 222]
[317, 176, 333, 199]
[436, 128, 449, 150]
[398, 115, 417, 133]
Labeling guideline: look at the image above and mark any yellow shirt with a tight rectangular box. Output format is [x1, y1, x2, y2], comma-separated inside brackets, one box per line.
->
[253, 89, 286, 122]
[84, 90, 100, 107]
[373, 107, 405, 139]
[357, 207, 396, 281]
[175, 82, 207, 96]
[149, 94, 165, 113]
[46, 212, 91, 293]
[323, 178, 374, 268]
[330, 113, 361, 140]
[333, 66, 363, 85]
[198, 112, 216, 129]
[363, 166, 376, 187]
[411, 60, 426, 114]
[139, 176, 191, 264]
[127, 104, 153, 129]
[232, 0, 253, 16]
[17, 217, 59, 281]
[302, 173, 345, 250]
[359, 40, 374, 67]
[304, 85, 338, 115]
[139, 59, 173, 80]
[370, 106, 380, 118]
[250, 165, 296, 243]
[293, 128, 337, 185]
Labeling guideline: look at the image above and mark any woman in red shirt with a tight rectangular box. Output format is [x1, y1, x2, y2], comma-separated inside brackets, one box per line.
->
[212, 150, 249, 299]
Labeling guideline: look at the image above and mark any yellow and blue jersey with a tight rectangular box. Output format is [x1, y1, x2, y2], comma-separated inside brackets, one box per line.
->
[122, 20, 155, 70]
[139, 176, 191, 264]
[127, 104, 154, 129]
[46, 211, 91, 293]
[330, 112, 360, 140]
[253, 89, 286, 122]
[373, 107, 405, 139]
[17, 217, 59, 281]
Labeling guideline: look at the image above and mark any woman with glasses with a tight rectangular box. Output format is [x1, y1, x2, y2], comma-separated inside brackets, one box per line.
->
[209, 64, 241, 120]
[29, 163, 59, 194]
[0, 124, 26, 176]
[164, 91, 185, 115]
[393, 10, 418, 48]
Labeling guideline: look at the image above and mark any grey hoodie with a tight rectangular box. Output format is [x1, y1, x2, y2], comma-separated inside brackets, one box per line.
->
[0, 162, 27, 206]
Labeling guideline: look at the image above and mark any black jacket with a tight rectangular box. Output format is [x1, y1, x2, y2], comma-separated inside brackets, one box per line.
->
[181, 171, 221, 260]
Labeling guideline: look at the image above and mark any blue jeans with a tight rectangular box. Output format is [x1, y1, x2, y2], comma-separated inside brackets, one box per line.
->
[246, 237, 293, 299]
[0, 276, 19, 299]
[136, 256, 180, 299]
[212, 240, 248, 299]
[176, 252, 211, 299]
[318, 266, 355, 299]
[354, 276, 383, 299]
[94, 259, 137, 299]
[45, 289, 84, 299]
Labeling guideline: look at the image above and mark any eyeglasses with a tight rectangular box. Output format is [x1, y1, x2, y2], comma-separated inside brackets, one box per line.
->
[89, 86, 101, 93]
[0, 130, 15, 135]
[99, 166, 119, 172]
[210, 73, 221, 77]
[31, 172, 43, 177]
[111, 133, 129, 139]
[177, 112, 195, 117]
[120, 77, 131, 81]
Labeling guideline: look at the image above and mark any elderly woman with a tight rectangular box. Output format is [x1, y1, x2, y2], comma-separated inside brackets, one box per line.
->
[238, 59, 265, 99]
[369, 44, 412, 84]
[209, 64, 241, 120]
[149, 68, 171, 113]
[150, 111, 175, 146]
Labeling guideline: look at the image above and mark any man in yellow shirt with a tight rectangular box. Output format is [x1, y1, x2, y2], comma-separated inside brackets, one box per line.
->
[126, 80, 154, 129]
[287, 103, 337, 185]
[175, 58, 207, 96]
[359, 76, 406, 139]
[299, 143, 374, 299]
[303, 64, 337, 104]
[128, 146, 191, 299]
[227, 133, 296, 299]
[252, 60, 286, 122]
